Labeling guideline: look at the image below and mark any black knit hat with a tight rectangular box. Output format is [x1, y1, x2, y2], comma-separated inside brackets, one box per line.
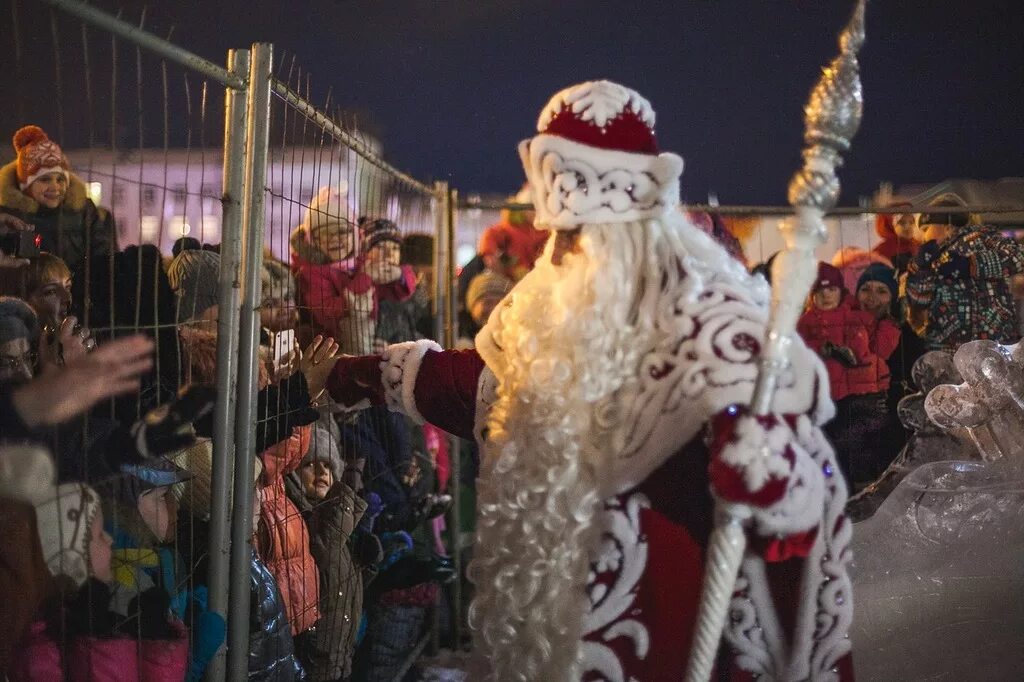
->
[358, 217, 402, 254]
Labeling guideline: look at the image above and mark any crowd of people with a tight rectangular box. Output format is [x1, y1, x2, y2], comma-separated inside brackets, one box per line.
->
[2, 106, 1023, 681]
[0, 125, 457, 682]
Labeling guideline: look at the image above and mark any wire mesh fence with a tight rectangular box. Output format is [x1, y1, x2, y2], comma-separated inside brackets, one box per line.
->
[2, 1, 464, 681]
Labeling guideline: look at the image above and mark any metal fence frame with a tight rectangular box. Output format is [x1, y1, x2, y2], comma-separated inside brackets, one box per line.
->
[39, 1, 458, 679]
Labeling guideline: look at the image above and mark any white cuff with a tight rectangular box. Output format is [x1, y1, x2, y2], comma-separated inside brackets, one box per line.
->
[379, 340, 442, 424]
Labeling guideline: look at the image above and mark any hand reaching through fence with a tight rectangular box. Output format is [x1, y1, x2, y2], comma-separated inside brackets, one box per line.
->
[300, 335, 341, 401]
[11, 334, 153, 429]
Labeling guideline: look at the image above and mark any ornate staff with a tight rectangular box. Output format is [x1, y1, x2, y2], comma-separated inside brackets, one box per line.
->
[684, 2, 866, 680]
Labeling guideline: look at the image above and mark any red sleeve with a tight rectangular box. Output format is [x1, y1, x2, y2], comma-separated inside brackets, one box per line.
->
[327, 354, 387, 407]
[872, 318, 901, 360]
[844, 313, 872, 360]
[260, 425, 312, 482]
[413, 349, 486, 441]
[376, 265, 417, 303]
[299, 266, 347, 337]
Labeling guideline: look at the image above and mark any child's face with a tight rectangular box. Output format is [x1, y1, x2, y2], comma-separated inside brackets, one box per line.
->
[298, 458, 334, 501]
[137, 486, 177, 543]
[366, 241, 401, 269]
[812, 286, 843, 311]
[260, 296, 298, 332]
[26, 172, 68, 209]
[89, 509, 114, 583]
[312, 223, 355, 263]
[893, 213, 918, 240]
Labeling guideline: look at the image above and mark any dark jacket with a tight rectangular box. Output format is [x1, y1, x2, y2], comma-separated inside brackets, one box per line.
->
[249, 550, 306, 681]
[73, 246, 180, 422]
[284, 478, 367, 681]
[0, 162, 118, 272]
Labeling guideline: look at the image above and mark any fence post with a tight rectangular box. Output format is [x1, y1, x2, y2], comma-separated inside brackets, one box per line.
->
[445, 186, 465, 651]
[432, 181, 450, 344]
[226, 41, 273, 681]
[204, 47, 250, 682]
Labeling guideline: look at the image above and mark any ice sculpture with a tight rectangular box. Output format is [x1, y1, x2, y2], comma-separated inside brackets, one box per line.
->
[851, 458, 1024, 681]
[925, 339, 1024, 461]
[847, 350, 979, 521]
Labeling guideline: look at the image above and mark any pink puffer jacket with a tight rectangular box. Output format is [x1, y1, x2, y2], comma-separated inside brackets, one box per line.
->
[8, 619, 188, 682]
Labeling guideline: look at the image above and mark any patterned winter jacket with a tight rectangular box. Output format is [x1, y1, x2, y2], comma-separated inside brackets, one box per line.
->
[905, 226, 1024, 350]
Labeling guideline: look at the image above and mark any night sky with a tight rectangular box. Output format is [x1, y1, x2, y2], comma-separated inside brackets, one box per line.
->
[2, 0, 1022, 204]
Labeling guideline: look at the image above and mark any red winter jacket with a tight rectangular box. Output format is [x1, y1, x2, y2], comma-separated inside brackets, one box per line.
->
[8, 618, 188, 682]
[258, 424, 320, 635]
[798, 301, 899, 400]
[293, 254, 416, 341]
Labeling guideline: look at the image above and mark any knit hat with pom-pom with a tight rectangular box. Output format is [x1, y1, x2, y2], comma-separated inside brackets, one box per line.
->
[12, 126, 70, 191]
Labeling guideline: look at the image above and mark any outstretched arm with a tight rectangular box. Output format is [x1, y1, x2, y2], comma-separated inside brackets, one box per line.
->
[327, 340, 486, 441]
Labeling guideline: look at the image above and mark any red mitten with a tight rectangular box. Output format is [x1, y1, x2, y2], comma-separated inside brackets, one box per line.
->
[708, 406, 793, 508]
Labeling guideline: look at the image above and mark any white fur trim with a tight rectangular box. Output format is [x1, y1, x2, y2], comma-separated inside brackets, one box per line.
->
[519, 134, 683, 230]
[379, 340, 442, 425]
[537, 81, 656, 132]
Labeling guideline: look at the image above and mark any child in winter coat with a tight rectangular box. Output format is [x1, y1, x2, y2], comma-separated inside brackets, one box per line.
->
[106, 458, 225, 681]
[0, 126, 118, 273]
[290, 186, 415, 354]
[798, 262, 899, 489]
[173, 439, 306, 680]
[872, 204, 919, 274]
[285, 423, 371, 681]
[9, 482, 188, 682]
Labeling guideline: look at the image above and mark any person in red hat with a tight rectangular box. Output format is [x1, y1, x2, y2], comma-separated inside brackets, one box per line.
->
[324, 81, 853, 681]
[0, 126, 118, 272]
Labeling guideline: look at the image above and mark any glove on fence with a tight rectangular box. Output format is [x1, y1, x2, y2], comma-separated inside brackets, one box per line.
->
[132, 385, 216, 459]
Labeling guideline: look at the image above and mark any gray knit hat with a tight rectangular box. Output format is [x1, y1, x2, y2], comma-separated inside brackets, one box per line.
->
[466, 270, 514, 311]
[0, 296, 39, 345]
[261, 258, 296, 304]
[167, 249, 221, 323]
[300, 423, 344, 481]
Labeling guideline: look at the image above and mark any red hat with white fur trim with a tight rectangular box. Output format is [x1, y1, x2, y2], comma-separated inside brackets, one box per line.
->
[518, 80, 684, 230]
[13, 126, 70, 191]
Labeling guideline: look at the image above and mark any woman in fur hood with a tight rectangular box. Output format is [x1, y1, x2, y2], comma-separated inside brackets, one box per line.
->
[0, 126, 118, 271]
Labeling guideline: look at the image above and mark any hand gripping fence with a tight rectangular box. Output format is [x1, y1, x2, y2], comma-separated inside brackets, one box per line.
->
[683, 2, 867, 680]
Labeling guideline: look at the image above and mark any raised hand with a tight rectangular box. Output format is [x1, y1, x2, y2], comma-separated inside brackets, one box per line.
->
[299, 335, 341, 400]
[13, 335, 154, 428]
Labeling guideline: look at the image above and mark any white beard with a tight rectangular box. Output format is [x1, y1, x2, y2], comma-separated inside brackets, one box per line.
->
[469, 222, 657, 682]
